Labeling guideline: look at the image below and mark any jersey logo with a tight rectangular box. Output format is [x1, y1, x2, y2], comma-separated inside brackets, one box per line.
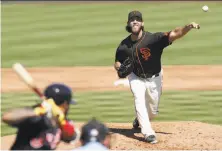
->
[46, 129, 61, 149]
[30, 138, 43, 149]
[46, 133, 54, 143]
[140, 48, 151, 61]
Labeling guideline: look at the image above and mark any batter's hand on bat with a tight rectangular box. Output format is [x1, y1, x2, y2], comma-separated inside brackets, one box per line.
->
[34, 100, 55, 118]
[189, 22, 200, 29]
[45, 99, 66, 124]
[35, 99, 66, 125]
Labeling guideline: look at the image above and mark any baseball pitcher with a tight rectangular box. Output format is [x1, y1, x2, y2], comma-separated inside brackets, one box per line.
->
[114, 10, 200, 143]
[2, 83, 80, 150]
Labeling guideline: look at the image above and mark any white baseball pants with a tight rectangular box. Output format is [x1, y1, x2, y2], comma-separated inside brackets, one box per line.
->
[128, 70, 163, 136]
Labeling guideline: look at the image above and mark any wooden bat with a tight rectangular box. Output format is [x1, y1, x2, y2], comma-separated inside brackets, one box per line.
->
[12, 63, 66, 124]
[12, 63, 44, 100]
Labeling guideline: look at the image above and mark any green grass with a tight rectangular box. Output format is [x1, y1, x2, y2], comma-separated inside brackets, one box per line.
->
[2, 2, 222, 67]
[1, 90, 222, 136]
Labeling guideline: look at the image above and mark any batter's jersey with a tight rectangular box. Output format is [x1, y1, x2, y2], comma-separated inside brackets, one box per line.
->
[10, 114, 61, 150]
[115, 31, 172, 78]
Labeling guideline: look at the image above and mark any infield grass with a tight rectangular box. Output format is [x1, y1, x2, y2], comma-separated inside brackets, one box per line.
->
[1, 90, 222, 136]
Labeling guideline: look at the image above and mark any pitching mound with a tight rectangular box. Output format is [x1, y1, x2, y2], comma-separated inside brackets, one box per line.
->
[1, 121, 222, 150]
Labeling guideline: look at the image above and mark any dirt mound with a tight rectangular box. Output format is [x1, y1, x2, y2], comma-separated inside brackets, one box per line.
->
[2, 65, 222, 93]
[108, 122, 222, 150]
[1, 122, 222, 150]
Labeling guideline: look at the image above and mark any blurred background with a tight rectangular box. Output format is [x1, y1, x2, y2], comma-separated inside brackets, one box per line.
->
[1, 1, 222, 136]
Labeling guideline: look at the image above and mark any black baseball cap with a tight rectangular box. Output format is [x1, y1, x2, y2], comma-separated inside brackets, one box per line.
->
[44, 83, 76, 105]
[80, 118, 109, 144]
[128, 10, 143, 22]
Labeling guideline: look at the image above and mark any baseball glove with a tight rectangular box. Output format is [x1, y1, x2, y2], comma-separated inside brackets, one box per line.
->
[117, 57, 133, 78]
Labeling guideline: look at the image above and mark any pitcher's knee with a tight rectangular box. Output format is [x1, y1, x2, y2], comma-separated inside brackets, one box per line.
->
[135, 98, 146, 105]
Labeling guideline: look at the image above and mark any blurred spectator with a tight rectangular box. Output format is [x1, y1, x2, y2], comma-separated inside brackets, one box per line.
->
[73, 118, 111, 151]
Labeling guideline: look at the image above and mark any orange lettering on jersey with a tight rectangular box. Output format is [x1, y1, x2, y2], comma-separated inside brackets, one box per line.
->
[140, 48, 151, 61]
[30, 138, 43, 149]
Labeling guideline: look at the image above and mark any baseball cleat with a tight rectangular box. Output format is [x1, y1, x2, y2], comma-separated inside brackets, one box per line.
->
[132, 118, 139, 129]
[145, 135, 158, 144]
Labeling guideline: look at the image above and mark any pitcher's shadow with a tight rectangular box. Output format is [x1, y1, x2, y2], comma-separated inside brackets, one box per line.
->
[109, 127, 172, 142]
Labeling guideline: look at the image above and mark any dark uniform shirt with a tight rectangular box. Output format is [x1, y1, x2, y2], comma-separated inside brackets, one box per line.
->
[115, 31, 171, 78]
[10, 114, 61, 150]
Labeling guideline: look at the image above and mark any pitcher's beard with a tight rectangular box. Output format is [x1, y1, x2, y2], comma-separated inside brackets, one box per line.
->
[131, 26, 143, 35]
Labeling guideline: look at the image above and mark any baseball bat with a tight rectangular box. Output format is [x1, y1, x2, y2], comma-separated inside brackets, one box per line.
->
[12, 63, 44, 100]
[12, 63, 67, 124]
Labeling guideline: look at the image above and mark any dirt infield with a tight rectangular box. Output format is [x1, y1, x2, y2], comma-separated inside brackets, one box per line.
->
[1, 65, 222, 150]
[2, 65, 222, 93]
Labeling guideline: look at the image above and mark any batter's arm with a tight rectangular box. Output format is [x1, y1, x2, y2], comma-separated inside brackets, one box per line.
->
[2, 108, 38, 126]
[169, 22, 200, 42]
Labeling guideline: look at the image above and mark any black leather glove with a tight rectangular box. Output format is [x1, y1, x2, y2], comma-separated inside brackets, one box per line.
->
[117, 58, 133, 78]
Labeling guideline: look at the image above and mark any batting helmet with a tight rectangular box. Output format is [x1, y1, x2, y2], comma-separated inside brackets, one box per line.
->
[44, 83, 76, 105]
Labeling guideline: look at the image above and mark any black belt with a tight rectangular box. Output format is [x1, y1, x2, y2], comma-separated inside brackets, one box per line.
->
[134, 72, 159, 79]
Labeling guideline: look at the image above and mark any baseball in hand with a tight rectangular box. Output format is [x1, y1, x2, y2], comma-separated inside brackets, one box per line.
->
[202, 5, 209, 12]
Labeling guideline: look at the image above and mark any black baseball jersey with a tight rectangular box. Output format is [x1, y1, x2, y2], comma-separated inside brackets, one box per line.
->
[10, 113, 61, 150]
[115, 31, 172, 78]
